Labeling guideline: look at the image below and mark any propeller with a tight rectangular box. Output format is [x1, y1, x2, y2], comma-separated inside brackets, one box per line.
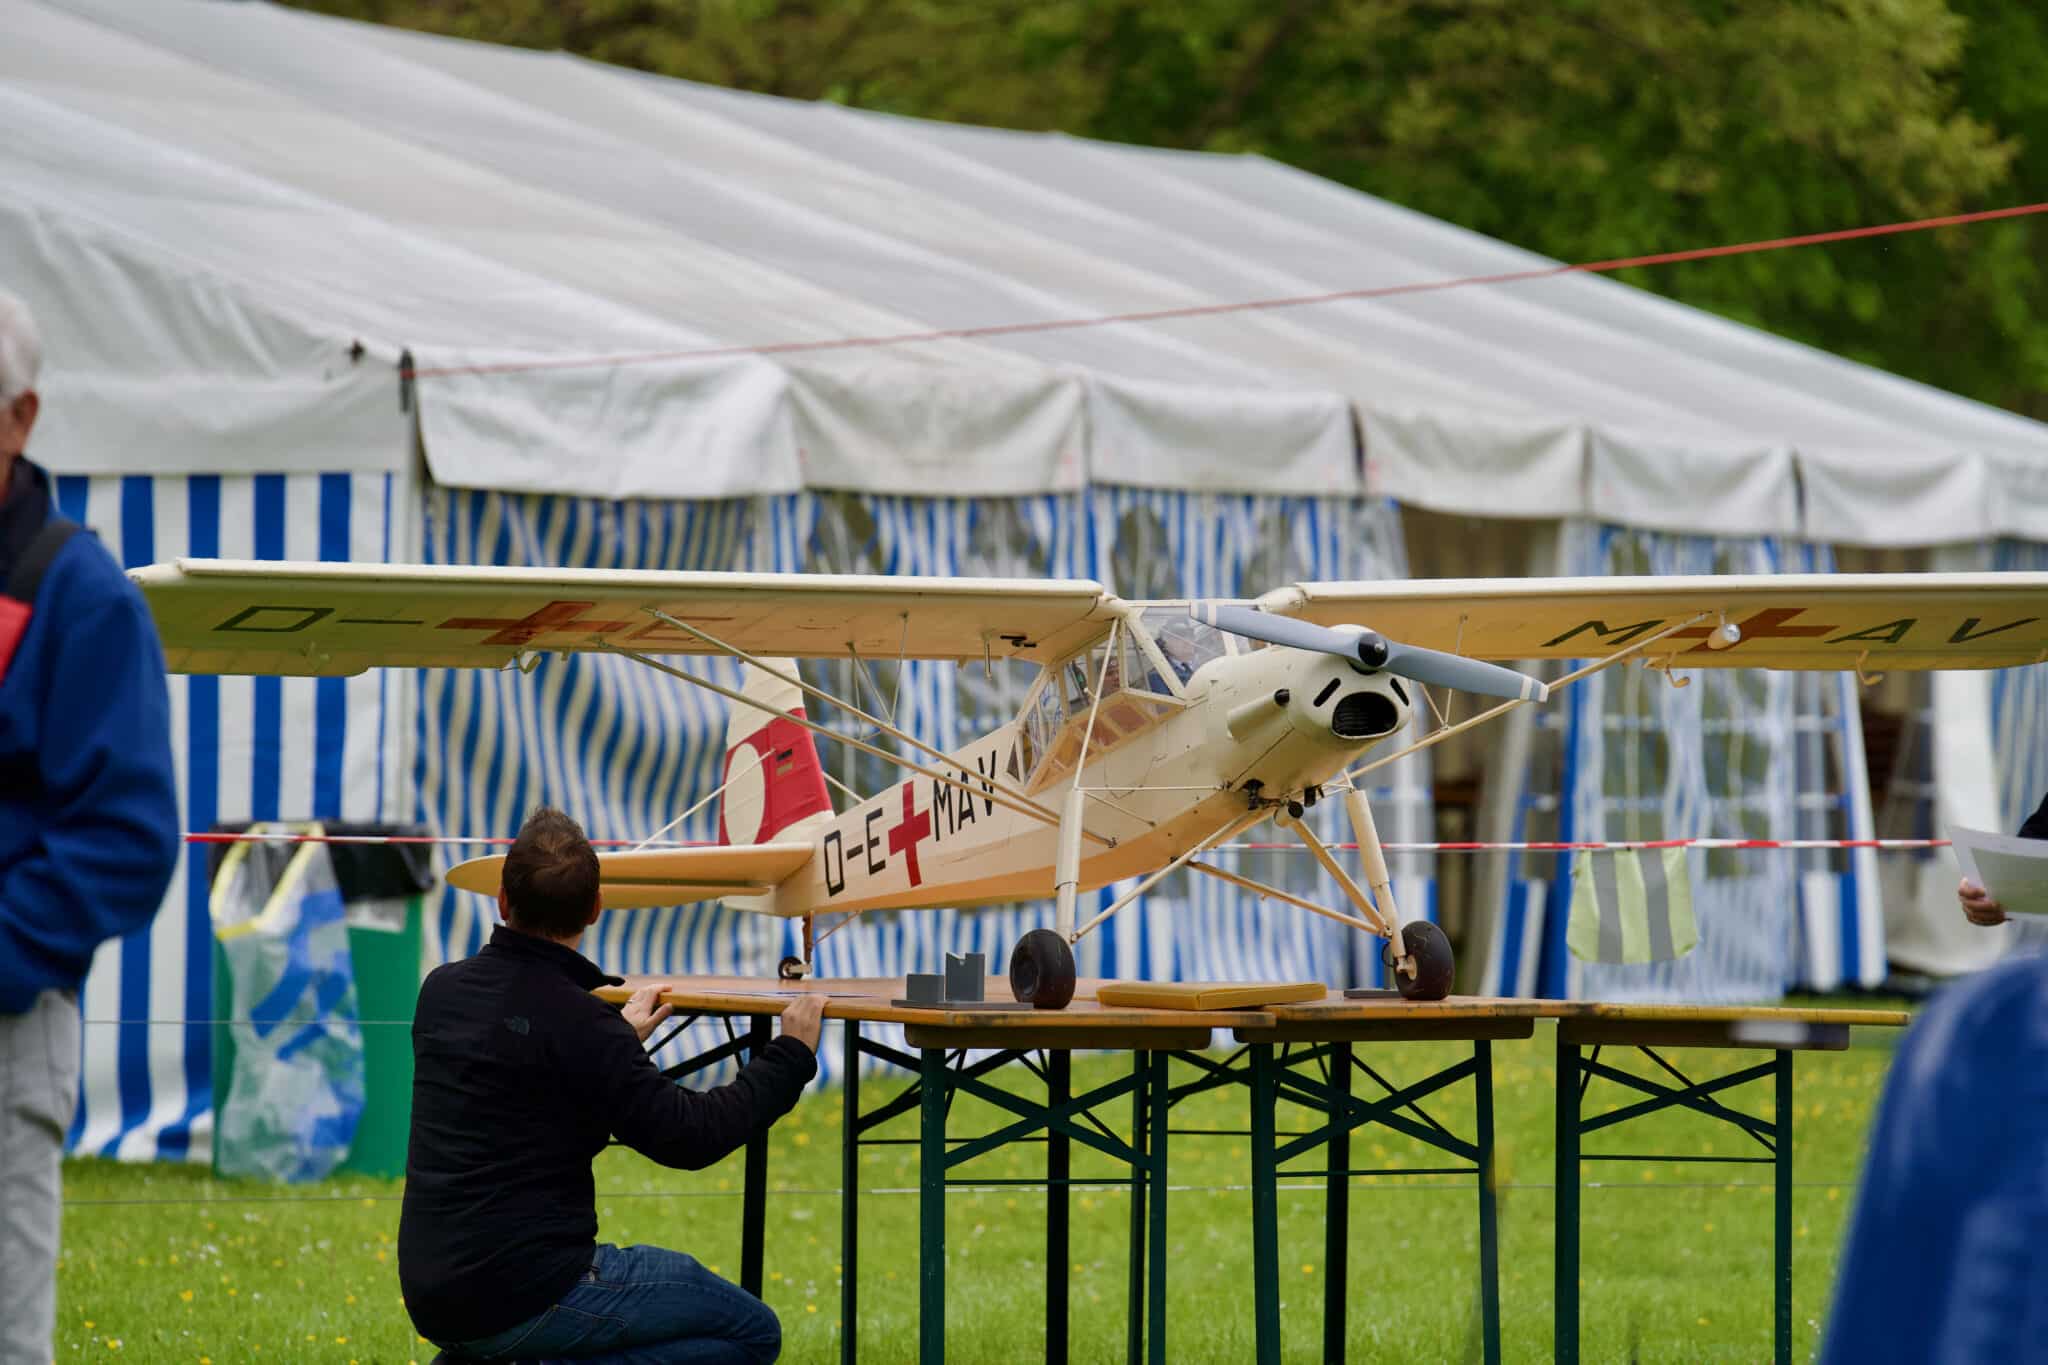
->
[1192, 603, 1549, 703]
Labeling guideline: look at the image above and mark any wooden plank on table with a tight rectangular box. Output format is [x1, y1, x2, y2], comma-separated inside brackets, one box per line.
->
[1095, 981, 1326, 1011]
[598, 975, 1276, 1031]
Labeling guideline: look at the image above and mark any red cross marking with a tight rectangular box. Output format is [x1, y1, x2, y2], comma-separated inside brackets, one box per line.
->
[887, 783, 932, 887]
[437, 600, 632, 647]
[1672, 607, 1838, 654]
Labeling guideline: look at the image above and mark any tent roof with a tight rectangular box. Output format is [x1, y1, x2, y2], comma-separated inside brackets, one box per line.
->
[6, 0, 2046, 543]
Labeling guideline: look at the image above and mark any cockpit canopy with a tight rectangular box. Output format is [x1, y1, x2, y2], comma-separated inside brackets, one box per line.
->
[1010, 603, 1246, 790]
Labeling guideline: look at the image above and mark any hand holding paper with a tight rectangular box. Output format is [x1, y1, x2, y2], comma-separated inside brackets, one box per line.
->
[1950, 826, 2048, 919]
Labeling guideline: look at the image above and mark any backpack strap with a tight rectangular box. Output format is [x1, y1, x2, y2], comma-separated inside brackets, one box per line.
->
[3, 518, 81, 604]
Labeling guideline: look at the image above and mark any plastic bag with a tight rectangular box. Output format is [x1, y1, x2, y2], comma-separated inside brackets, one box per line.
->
[212, 826, 365, 1182]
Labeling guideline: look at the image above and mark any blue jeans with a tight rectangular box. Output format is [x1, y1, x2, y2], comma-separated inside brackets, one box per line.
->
[440, 1243, 781, 1364]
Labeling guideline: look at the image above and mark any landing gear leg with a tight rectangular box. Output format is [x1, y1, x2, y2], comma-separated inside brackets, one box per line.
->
[778, 916, 816, 981]
[1343, 786, 1449, 997]
[1011, 787, 1086, 1009]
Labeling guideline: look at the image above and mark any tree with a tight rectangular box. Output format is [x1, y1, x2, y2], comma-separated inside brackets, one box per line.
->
[284, 0, 2048, 417]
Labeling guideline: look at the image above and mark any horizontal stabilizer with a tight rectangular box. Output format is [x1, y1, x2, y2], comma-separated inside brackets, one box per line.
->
[446, 843, 814, 911]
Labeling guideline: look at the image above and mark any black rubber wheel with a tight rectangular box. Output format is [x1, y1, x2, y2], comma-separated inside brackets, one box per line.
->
[1393, 920, 1454, 1002]
[777, 955, 807, 981]
[1009, 929, 1078, 1010]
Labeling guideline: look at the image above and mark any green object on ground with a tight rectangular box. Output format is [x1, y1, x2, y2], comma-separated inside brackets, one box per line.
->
[211, 898, 420, 1180]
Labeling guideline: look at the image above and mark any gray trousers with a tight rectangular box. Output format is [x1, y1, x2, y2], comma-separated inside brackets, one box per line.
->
[0, 990, 78, 1365]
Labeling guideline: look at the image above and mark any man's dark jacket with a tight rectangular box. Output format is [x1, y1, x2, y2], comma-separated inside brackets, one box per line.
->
[2023, 792, 2048, 841]
[398, 926, 817, 1344]
[0, 456, 178, 1013]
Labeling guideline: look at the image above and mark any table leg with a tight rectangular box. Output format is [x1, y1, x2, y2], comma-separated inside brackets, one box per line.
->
[1147, 1050, 1168, 1365]
[1048, 1049, 1070, 1365]
[1475, 1039, 1501, 1365]
[919, 1046, 946, 1365]
[1554, 1038, 1580, 1365]
[1126, 1051, 1147, 1365]
[1323, 1041, 1351, 1365]
[741, 1015, 771, 1298]
[1775, 1050, 1793, 1365]
[1251, 1043, 1280, 1365]
[840, 1020, 860, 1365]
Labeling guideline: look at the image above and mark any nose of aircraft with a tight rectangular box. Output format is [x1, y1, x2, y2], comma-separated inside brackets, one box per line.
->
[1215, 648, 1413, 747]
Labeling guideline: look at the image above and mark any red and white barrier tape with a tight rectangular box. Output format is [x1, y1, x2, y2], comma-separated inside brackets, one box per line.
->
[180, 831, 1947, 853]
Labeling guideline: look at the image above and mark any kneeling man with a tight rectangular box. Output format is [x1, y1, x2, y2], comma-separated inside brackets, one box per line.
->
[400, 807, 823, 1363]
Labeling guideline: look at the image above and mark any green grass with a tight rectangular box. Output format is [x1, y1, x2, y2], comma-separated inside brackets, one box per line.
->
[57, 1019, 1902, 1362]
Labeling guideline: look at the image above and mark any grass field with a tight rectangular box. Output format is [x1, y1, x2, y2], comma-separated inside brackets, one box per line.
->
[56, 1016, 1902, 1363]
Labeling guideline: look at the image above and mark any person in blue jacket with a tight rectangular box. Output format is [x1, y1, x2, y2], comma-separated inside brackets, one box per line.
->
[1819, 950, 2048, 1363]
[0, 287, 178, 1363]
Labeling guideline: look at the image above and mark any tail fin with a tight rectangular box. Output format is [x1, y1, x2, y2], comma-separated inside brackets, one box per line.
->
[719, 659, 834, 849]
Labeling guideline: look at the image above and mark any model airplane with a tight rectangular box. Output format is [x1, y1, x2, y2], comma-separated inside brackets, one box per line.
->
[134, 560, 2048, 1005]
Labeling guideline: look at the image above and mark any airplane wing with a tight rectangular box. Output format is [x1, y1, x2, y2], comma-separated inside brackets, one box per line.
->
[131, 560, 1118, 676]
[445, 843, 815, 911]
[1256, 573, 2048, 671]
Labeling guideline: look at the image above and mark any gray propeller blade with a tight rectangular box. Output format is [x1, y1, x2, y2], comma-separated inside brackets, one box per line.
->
[1193, 603, 1549, 703]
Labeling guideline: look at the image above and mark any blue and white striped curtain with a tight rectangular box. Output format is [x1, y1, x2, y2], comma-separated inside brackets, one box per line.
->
[1991, 541, 2048, 834]
[414, 485, 1421, 1077]
[1493, 523, 1878, 1002]
[60, 472, 405, 1163]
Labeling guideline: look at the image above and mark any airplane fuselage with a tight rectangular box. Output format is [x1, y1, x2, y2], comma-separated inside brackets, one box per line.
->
[769, 644, 1414, 916]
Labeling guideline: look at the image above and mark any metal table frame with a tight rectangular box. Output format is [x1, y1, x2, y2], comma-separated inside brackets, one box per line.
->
[1151, 1019, 1528, 1365]
[624, 982, 1907, 1365]
[839, 1018, 1203, 1365]
[647, 1010, 778, 1296]
[1552, 1017, 1847, 1365]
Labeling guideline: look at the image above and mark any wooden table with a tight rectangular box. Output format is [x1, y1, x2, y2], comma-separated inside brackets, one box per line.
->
[1542, 1003, 1910, 1365]
[605, 979, 1910, 1364]
[605, 979, 1535, 1365]
[607, 976, 1273, 1365]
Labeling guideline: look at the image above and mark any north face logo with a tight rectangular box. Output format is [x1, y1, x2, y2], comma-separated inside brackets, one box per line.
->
[504, 1016, 531, 1036]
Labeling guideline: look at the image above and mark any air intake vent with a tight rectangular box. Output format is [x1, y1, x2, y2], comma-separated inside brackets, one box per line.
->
[1331, 691, 1400, 740]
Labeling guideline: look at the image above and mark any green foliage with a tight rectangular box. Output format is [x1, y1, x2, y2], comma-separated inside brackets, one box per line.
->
[285, 0, 2048, 418]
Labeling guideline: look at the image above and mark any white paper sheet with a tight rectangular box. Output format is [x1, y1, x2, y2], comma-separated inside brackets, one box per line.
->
[1949, 826, 2048, 916]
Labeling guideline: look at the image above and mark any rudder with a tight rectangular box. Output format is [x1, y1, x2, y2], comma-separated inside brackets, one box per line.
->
[720, 659, 834, 849]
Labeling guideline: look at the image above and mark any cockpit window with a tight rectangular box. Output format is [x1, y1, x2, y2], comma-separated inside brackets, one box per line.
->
[1013, 620, 1189, 791]
[1139, 607, 1230, 692]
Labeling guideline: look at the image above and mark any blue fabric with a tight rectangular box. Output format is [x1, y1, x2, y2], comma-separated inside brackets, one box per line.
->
[0, 475, 178, 1014]
[440, 1243, 780, 1365]
[1821, 955, 2048, 1363]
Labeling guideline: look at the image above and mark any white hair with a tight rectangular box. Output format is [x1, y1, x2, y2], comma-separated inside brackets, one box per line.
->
[0, 288, 43, 401]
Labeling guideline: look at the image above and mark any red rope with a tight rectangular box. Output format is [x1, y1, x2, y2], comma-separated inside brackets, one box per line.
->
[404, 200, 2048, 380]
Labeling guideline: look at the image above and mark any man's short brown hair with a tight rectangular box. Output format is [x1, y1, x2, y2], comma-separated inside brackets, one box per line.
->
[501, 807, 599, 938]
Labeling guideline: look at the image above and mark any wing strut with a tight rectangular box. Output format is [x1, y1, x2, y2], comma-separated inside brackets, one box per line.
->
[1185, 860, 1384, 936]
[633, 609, 1112, 847]
[1274, 806, 1395, 939]
[1334, 613, 1711, 789]
[605, 643, 1101, 845]
[1068, 810, 1267, 943]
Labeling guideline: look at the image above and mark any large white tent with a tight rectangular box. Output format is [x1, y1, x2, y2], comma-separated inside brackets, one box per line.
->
[12, 0, 2048, 527]
[6, 0, 2045, 1162]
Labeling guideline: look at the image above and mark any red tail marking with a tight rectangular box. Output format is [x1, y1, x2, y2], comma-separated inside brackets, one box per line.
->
[887, 783, 931, 887]
[718, 712, 831, 845]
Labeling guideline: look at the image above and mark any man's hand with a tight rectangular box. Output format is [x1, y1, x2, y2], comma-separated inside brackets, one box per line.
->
[1959, 878, 2009, 927]
[622, 984, 675, 1043]
[779, 993, 825, 1053]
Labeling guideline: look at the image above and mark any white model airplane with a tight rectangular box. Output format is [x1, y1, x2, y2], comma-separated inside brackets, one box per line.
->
[135, 561, 2048, 1005]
